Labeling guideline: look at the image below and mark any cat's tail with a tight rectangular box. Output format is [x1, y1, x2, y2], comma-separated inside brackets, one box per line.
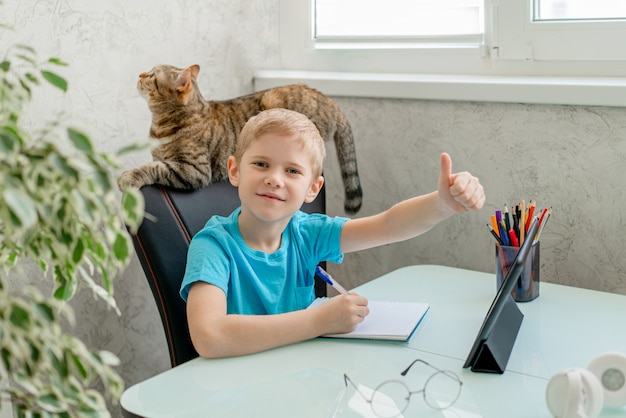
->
[334, 120, 363, 214]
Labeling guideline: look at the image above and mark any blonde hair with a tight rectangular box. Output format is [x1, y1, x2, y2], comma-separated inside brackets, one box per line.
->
[234, 108, 326, 177]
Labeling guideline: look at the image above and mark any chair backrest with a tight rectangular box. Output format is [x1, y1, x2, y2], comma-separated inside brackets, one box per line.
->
[131, 181, 327, 367]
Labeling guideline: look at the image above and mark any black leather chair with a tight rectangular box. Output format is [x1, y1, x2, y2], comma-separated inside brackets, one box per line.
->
[131, 181, 327, 367]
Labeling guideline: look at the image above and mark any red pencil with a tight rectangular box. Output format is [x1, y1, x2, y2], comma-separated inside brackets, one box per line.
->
[508, 229, 519, 247]
[537, 207, 549, 226]
[525, 200, 536, 233]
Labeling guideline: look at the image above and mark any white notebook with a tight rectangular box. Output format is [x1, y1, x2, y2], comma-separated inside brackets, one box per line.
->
[308, 298, 430, 341]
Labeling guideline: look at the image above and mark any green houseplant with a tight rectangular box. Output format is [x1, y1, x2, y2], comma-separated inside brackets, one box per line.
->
[0, 31, 144, 418]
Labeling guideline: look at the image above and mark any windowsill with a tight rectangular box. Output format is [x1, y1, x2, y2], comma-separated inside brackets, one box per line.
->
[253, 70, 626, 107]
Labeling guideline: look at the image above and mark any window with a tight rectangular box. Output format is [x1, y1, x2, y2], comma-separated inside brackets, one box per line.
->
[496, 0, 626, 63]
[277, 0, 626, 76]
[315, 0, 483, 38]
[260, 0, 626, 105]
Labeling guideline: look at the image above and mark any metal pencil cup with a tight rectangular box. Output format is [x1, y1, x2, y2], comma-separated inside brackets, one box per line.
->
[495, 241, 540, 302]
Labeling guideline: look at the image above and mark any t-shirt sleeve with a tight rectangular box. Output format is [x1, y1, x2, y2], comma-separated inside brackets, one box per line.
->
[295, 212, 349, 264]
[179, 229, 230, 302]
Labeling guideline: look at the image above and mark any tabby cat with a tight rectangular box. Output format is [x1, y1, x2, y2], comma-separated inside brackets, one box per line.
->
[117, 64, 363, 213]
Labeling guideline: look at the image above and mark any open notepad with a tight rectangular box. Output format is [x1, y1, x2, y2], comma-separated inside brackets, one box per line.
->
[308, 298, 430, 341]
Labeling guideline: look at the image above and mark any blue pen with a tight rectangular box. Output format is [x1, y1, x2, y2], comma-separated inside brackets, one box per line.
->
[498, 221, 510, 246]
[315, 266, 349, 295]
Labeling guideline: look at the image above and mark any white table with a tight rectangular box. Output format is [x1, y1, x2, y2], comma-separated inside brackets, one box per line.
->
[120, 265, 626, 417]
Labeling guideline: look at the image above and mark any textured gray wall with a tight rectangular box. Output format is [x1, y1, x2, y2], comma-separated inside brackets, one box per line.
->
[326, 99, 626, 296]
[3, 0, 625, 407]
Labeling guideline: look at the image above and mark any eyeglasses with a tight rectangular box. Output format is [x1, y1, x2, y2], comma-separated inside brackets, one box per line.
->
[344, 359, 463, 418]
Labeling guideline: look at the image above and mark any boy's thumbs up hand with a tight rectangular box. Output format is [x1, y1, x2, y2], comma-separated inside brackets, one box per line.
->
[438, 152, 485, 213]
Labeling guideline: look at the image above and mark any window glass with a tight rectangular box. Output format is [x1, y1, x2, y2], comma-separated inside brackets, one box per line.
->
[534, 0, 626, 21]
[315, 0, 483, 38]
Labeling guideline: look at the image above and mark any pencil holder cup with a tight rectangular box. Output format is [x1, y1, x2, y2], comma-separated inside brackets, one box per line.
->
[496, 241, 540, 302]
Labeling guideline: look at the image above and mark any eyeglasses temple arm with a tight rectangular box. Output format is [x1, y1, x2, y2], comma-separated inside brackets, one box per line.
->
[400, 359, 430, 376]
[343, 374, 374, 403]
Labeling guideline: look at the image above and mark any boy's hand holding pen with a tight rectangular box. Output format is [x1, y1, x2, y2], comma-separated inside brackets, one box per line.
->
[487, 199, 551, 247]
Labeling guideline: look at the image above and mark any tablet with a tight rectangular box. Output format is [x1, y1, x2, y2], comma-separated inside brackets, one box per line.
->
[463, 216, 540, 370]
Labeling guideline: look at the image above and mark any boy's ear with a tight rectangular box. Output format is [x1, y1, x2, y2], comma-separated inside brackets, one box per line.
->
[227, 156, 239, 187]
[304, 175, 325, 203]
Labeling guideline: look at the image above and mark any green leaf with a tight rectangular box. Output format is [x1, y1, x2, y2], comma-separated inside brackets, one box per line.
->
[90, 166, 111, 191]
[15, 53, 36, 66]
[1, 348, 11, 372]
[35, 302, 55, 322]
[121, 188, 145, 233]
[70, 354, 89, 380]
[0, 60, 9, 72]
[72, 239, 84, 263]
[29, 343, 40, 363]
[94, 242, 106, 260]
[36, 392, 66, 413]
[15, 44, 36, 54]
[101, 270, 112, 294]
[2, 125, 24, 146]
[112, 233, 129, 261]
[50, 154, 79, 180]
[116, 141, 152, 156]
[3, 189, 38, 228]
[0, 130, 17, 153]
[66, 128, 93, 154]
[50, 351, 69, 379]
[79, 390, 107, 413]
[53, 266, 76, 301]
[18, 78, 32, 97]
[74, 409, 102, 418]
[13, 370, 40, 395]
[40, 70, 67, 92]
[25, 72, 38, 83]
[9, 305, 30, 330]
[122, 188, 139, 210]
[70, 190, 93, 223]
[48, 57, 69, 66]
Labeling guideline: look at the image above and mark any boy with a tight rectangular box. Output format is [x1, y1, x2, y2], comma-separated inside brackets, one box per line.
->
[181, 108, 485, 359]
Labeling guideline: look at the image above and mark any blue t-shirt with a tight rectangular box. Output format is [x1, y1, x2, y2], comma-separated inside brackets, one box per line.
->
[180, 208, 348, 315]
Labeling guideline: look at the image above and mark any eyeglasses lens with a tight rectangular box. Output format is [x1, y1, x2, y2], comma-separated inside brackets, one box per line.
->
[423, 370, 461, 410]
[371, 380, 410, 418]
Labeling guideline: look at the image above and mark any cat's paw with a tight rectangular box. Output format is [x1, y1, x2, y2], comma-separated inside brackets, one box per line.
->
[117, 170, 145, 190]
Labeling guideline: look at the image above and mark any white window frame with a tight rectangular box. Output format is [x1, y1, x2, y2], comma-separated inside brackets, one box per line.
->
[254, 0, 626, 106]
[278, 0, 488, 75]
[495, 0, 626, 62]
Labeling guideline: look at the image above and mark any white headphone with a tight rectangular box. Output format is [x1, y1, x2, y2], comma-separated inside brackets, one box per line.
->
[546, 352, 626, 418]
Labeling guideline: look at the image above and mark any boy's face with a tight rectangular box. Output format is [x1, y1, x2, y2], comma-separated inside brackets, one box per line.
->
[227, 132, 324, 224]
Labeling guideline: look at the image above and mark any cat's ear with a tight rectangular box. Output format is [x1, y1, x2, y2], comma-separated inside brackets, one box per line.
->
[175, 67, 198, 104]
[175, 65, 200, 104]
[175, 69, 193, 94]
[189, 64, 200, 79]
[304, 175, 325, 203]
